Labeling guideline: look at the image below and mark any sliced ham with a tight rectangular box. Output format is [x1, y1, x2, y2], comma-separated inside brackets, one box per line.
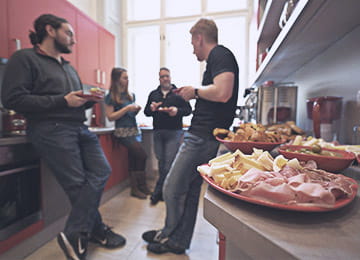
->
[291, 183, 336, 205]
[288, 174, 308, 187]
[228, 162, 355, 207]
[242, 182, 296, 203]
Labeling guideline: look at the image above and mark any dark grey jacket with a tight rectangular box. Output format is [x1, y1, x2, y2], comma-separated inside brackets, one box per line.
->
[1, 48, 92, 122]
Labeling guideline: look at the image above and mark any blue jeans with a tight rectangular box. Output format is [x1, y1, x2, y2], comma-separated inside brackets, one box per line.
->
[162, 132, 219, 249]
[153, 129, 183, 198]
[27, 121, 111, 235]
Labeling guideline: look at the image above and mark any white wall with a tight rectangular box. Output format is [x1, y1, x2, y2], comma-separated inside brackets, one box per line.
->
[66, 0, 98, 21]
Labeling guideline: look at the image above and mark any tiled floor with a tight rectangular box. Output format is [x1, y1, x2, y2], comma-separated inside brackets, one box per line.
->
[24, 182, 218, 260]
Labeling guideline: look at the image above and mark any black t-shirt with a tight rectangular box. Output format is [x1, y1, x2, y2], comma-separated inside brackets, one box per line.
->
[144, 85, 192, 130]
[189, 45, 239, 139]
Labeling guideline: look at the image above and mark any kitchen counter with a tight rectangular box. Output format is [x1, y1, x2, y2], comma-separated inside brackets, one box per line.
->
[0, 127, 115, 146]
[88, 126, 114, 134]
[203, 167, 360, 260]
[0, 136, 28, 146]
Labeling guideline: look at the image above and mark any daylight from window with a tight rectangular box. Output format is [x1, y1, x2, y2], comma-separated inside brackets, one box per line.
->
[124, 0, 252, 125]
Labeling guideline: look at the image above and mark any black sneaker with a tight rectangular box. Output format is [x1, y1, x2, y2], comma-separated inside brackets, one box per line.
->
[89, 224, 126, 248]
[142, 230, 166, 243]
[57, 232, 88, 260]
[147, 240, 185, 255]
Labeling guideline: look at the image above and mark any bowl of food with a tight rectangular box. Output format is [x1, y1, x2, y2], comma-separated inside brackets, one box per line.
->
[278, 145, 355, 172]
[213, 125, 285, 154]
[216, 136, 284, 154]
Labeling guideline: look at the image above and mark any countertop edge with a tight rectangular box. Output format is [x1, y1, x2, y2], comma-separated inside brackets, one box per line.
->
[203, 179, 360, 259]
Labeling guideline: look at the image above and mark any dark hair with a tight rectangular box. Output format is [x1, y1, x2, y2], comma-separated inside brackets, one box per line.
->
[159, 67, 170, 73]
[109, 67, 133, 104]
[29, 14, 68, 45]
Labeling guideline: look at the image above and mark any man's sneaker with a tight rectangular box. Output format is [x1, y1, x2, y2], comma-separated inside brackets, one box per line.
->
[142, 229, 166, 243]
[89, 224, 126, 248]
[147, 240, 185, 255]
[57, 232, 88, 260]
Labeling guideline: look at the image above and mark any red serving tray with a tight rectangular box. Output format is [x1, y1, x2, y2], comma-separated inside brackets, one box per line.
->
[200, 168, 358, 212]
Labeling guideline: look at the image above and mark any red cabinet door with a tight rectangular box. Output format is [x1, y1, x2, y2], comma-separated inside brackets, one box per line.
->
[48, 0, 78, 68]
[7, 0, 49, 55]
[111, 139, 129, 184]
[99, 29, 115, 89]
[0, 0, 8, 58]
[76, 12, 100, 86]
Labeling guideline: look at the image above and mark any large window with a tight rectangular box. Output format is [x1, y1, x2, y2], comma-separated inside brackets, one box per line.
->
[123, 0, 253, 125]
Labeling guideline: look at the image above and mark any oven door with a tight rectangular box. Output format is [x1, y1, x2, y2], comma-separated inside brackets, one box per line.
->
[0, 163, 41, 241]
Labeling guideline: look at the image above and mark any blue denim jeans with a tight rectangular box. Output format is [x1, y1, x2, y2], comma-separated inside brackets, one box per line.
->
[153, 129, 183, 198]
[162, 132, 219, 249]
[26, 121, 111, 235]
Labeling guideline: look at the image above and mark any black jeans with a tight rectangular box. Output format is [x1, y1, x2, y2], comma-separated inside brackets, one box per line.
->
[27, 121, 111, 235]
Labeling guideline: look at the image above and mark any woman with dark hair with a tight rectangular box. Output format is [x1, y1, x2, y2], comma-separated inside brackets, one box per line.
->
[104, 68, 150, 199]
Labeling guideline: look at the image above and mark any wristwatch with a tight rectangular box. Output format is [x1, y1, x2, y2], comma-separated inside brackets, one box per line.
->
[194, 88, 200, 99]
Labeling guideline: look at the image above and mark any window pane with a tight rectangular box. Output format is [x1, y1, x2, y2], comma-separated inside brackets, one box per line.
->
[215, 16, 247, 104]
[127, 0, 160, 21]
[165, 22, 201, 126]
[165, 0, 201, 17]
[207, 0, 247, 12]
[165, 22, 201, 87]
[127, 26, 160, 125]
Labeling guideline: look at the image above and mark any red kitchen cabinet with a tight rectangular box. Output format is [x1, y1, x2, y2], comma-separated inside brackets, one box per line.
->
[98, 134, 129, 191]
[0, 0, 8, 58]
[77, 12, 115, 88]
[76, 12, 100, 86]
[3, 0, 114, 83]
[7, 0, 49, 55]
[98, 29, 115, 89]
[111, 138, 129, 185]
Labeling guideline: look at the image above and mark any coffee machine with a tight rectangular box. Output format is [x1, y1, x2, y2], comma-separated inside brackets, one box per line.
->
[242, 82, 298, 125]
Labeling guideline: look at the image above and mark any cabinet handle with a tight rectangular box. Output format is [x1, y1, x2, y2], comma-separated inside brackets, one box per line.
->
[102, 71, 106, 85]
[14, 38, 22, 50]
[96, 69, 101, 84]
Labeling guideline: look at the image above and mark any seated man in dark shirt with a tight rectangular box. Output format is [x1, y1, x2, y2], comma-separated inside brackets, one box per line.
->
[144, 67, 192, 205]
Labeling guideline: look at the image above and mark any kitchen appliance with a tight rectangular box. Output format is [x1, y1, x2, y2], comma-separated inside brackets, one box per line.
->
[306, 96, 343, 141]
[0, 143, 42, 242]
[0, 58, 27, 136]
[256, 83, 298, 125]
[0, 58, 8, 133]
[1, 109, 27, 135]
[242, 88, 258, 123]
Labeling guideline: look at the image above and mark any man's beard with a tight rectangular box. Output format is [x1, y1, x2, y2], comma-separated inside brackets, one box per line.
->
[54, 38, 72, 54]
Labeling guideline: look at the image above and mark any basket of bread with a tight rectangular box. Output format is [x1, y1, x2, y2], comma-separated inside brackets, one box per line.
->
[213, 123, 285, 154]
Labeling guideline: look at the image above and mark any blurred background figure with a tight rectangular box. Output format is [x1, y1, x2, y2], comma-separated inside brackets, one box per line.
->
[105, 67, 151, 199]
[144, 67, 192, 205]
